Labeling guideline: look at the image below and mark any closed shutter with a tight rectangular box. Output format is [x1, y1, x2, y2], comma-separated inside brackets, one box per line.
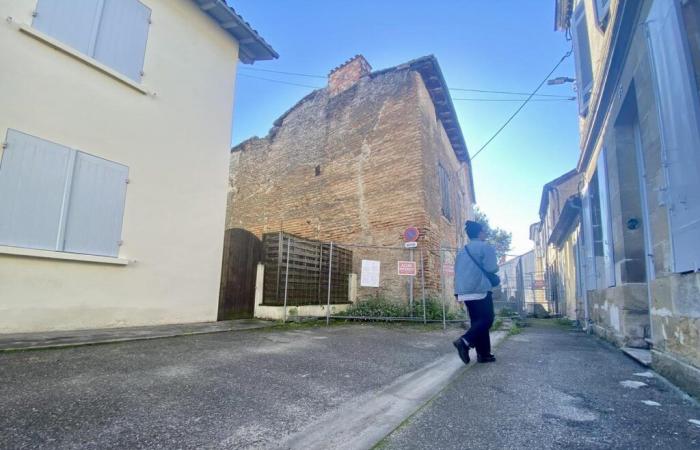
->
[597, 148, 616, 287]
[0, 130, 74, 251]
[33, 0, 104, 56]
[572, 2, 594, 115]
[63, 152, 128, 257]
[581, 185, 597, 290]
[647, 0, 700, 272]
[94, 0, 151, 81]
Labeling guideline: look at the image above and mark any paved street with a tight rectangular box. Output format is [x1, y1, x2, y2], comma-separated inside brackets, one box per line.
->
[0, 323, 457, 449]
[2, 321, 700, 449]
[381, 320, 700, 450]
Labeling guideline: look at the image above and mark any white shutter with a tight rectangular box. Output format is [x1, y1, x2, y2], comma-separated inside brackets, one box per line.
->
[33, 0, 104, 56]
[572, 2, 594, 115]
[0, 130, 73, 251]
[93, 0, 151, 81]
[581, 185, 597, 290]
[597, 149, 616, 287]
[63, 152, 128, 257]
[646, 0, 700, 272]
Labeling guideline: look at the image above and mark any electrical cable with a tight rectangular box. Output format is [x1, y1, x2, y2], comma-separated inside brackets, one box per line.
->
[470, 49, 573, 161]
[238, 66, 574, 99]
[238, 73, 575, 102]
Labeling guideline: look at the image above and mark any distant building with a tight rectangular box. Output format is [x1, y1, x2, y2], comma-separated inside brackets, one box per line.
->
[226, 55, 475, 308]
[554, 0, 700, 398]
[0, 0, 276, 333]
[530, 170, 580, 317]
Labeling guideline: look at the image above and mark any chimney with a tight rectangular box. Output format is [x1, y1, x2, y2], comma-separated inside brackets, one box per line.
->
[328, 55, 372, 96]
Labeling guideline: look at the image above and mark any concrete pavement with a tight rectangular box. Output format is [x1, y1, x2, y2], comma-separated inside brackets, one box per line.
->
[380, 320, 700, 450]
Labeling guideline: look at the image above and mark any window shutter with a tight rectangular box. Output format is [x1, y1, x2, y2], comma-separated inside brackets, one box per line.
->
[33, 0, 104, 56]
[646, 0, 700, 272]
[0, 130, 73, 251]
[93, 0, 151, 81]
[62, 152, 128, 257]
[581, 185, 597, 290]
[597, 148, 616, 287]
[572, 3, 594, 115]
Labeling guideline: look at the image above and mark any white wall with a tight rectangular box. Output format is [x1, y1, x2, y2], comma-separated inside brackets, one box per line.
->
[0, 0, 239, 332]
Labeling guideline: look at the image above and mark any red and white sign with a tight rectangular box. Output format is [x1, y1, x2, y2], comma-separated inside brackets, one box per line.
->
[442, 263, 455, 275]
[403, 226, 420, 242]
[397, 261, 417, 276]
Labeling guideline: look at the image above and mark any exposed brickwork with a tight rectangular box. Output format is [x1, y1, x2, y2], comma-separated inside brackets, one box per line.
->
[227, 59, 473, 301]
[328, 55, 372, 96]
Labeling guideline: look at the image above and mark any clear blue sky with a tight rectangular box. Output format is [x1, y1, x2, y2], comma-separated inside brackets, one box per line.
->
[227, 0, 580, 257]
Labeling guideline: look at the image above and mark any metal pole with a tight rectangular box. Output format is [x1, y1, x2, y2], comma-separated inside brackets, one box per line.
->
[326, 242, 334, 326]
[420, 248, 426, 325]
[440, 248, 447, 331]
[409, 248, 414, 316]
[283, 236, 291, 323]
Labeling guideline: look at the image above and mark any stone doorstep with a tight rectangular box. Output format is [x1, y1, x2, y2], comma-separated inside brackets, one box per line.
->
[621, 347, 652, 366]
[0, 319, 275, 352]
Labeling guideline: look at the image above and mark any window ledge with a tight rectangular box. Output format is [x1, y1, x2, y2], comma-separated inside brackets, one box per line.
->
[0, 245, 129, 266]
[15, 21, 151, 96]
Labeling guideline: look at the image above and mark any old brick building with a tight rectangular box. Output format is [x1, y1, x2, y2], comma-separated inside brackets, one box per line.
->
[226, 55, 474, 302]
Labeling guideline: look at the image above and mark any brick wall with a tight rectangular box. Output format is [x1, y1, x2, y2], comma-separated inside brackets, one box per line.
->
[227, 66, 472, 301]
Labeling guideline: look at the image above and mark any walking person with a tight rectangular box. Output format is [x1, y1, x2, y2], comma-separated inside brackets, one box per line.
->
[453, 220, 500, 364]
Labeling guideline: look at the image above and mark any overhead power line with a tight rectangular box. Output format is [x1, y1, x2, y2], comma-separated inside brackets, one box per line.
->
[237, 73, 322, 89]
[453, 97, 574, 103]
[238, 66, 574, 99]
[239, 67, 326, 79]
[238, 73, 576, 103]
[470, 49, 574, 161]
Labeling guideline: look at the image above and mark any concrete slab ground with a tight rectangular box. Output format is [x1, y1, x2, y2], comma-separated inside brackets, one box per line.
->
[0, 319, 274, 352]
[380, 320, 700, 450]
[0, 323, 477, 449]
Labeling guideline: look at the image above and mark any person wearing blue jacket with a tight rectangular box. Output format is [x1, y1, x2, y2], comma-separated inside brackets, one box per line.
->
[452, 220, 499, 364]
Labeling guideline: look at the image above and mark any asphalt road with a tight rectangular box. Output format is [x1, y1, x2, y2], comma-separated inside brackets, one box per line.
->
[380, 320, 700, 450]
[0, 323, 458, 449]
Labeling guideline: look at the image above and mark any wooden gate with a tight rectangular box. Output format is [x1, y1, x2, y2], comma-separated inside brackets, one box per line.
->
[218, 228, 262, 320]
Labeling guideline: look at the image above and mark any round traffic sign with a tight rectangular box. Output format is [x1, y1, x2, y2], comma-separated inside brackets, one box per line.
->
[403, 226, 420, 242]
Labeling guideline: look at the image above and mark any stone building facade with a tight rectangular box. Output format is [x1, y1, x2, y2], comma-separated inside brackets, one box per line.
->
[226, 55, 474, 303]
[554, 0, 700, 397]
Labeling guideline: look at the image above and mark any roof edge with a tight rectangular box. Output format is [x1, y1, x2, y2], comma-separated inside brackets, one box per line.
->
[192, 0, 278, 64]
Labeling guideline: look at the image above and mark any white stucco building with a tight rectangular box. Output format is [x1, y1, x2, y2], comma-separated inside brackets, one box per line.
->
[0, 0, 276, 333]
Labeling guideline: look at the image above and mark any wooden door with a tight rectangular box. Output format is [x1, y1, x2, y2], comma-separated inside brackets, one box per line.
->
[218, 228, 262, 320]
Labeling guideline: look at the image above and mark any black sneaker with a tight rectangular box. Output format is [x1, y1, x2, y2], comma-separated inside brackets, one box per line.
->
[477, 353, 496, 363]
[452, 338, 470, 365]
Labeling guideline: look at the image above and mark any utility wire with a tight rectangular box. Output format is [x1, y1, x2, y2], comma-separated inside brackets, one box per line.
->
[239, 67, 326, 79]
[453, 97, 574, 102]
[449, 87, 572, 99]
[471, 49, 573, 161]
[237, 73, 322, 89]
[239, 73, 575, 102]
[238, 66, 573, 99]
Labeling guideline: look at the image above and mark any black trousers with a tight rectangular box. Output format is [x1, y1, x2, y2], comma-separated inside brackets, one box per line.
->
[461, 292, 495, 356]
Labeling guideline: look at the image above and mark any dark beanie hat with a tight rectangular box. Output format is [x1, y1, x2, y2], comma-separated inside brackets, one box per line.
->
[465, 220, 483, 239]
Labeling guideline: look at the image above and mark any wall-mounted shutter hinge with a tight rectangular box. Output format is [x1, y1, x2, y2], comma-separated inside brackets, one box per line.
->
[125, 178, 130, 184]
[31, 11, 38, 18]
[117, 240, 124, 246]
